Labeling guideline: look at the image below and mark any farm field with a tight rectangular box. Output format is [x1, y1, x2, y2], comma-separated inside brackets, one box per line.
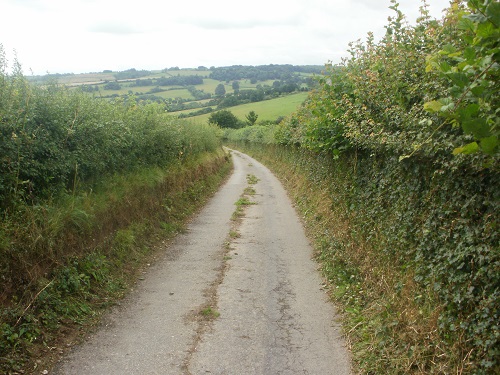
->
[36, 69, 301, 95]
[91, 77, 280, 98]
[36, 66, 318, 124]
[185, 92, 310, 124]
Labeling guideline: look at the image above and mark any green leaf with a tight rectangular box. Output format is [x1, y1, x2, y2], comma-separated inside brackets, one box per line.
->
[453, 142, 479, 155]
[448, 72, 469, 89]
[459, 103, 480, 118]
[470, 84, 486, 97]
[465, 13, 487, 24]
[440, 44, 457, 55]
[438, 60, 452, 73]
[440, 99, 455, 112]
[476, 22, 495, 38]
[458, 17, 475, 31]
[461, 118, 490, 138]
[424, 100, 443, 113]
[486, 2, 500, 26]
[463, 47, 476, 62]
[480, 135, 498, 155]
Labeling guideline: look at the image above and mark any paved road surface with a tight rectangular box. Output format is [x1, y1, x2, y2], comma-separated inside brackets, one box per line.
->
[52, 149, 350, 375]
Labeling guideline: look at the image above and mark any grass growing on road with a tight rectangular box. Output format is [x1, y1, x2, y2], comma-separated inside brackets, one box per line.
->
[246, 174, 259, 185]
[200, 307, 220, 319]
[235, 197, 254, 206]
[228, 170, 259, 241]
[232, 197, 255, 221]
[244, 187, 256, 196]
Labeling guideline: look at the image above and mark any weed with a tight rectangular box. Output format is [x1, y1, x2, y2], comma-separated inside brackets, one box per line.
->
[232, 197, 254, 221]
[200, 307, 220, 319]
[159, 221, 179, 235]
[235, 197, 254, 206]
[114, 229, 136, 252]
[231, 208, 244, 221]
[246, 174, 259, 185]
[244, 187, 256, 196]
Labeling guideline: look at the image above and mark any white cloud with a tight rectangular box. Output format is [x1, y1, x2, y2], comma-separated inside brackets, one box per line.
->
[0, 0, 452, 74]
[88, 22, 149, 34]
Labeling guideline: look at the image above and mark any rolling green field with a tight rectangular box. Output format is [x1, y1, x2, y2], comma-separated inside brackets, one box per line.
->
[67, 77, 274, 100]
[155, 88, 194, 100]
[185, 92, 310, 124]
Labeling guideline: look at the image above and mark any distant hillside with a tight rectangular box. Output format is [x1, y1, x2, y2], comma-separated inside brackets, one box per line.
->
[26, 64, 323, 124]
[209, 64, 324, 82]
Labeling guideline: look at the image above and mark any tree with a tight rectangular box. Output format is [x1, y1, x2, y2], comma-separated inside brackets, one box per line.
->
[217, 95, 239, 108]
[208, 110, 241, 128]
[232, 81, 240, 93]
[103, 81, 122, 90]
[215, 83, 226, 97]
[246, 111, 258, 126]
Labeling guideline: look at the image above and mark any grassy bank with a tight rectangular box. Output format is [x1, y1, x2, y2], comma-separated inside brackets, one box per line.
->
[0, 150, 232, 374]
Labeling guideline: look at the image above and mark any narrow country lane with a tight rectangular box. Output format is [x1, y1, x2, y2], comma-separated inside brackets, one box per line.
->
[52, 149, 351, 375]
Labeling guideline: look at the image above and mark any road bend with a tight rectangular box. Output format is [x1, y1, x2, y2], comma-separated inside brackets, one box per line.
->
[52, 149, 351, 375]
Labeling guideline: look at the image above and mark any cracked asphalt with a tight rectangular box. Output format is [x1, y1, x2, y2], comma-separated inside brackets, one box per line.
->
[52, 149, 351, 375]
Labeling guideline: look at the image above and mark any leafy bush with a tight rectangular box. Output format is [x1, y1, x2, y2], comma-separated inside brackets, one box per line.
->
[113, 68, 151, 80]
[425, 0, 499, 156]
[278, 1, 498, 161]
[103, 81, 122, 90]
[223, 125, 276, 144]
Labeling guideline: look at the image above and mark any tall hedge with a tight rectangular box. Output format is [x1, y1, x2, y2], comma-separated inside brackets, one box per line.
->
[226, 1, 499, 372]
[0, 53, 219, 210]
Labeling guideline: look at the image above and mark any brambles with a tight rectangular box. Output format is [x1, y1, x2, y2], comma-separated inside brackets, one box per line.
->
[274, 1, 498, 161]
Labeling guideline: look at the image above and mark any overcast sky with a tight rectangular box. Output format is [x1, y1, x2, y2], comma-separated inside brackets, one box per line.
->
[1, 0, 452, 75]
